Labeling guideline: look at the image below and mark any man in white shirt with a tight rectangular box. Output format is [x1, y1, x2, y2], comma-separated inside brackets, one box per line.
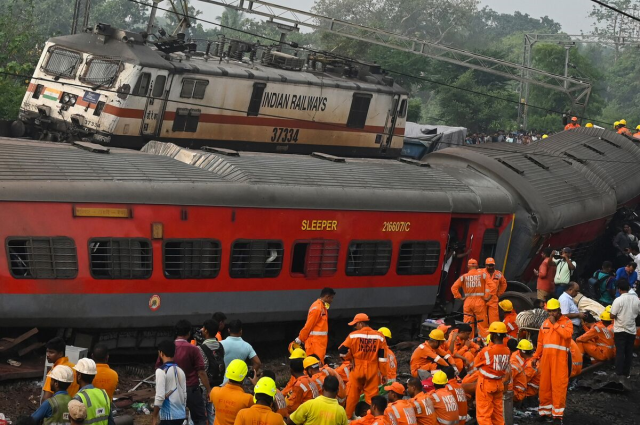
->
[551, 248, 576, 298]
[558, 282, 584, 339]
[610, 279, 640, 378]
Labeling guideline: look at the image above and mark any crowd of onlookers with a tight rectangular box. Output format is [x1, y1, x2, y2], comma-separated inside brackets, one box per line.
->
[465, 131, 554, 145]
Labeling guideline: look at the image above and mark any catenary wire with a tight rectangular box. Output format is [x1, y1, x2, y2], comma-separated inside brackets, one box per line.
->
[590, 0, 640, 23]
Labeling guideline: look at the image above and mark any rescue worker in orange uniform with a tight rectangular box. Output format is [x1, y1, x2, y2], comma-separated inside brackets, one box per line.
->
[569, 339, 583, 378]
[339, 313, 389, 418]
[451, 259, 491, 337]
[442, 367, 468, 425]
[474, 322, 511, 425]
[451, 324, 480, 369]
[378, 327, 397, 382]
[370, 396, 392, 425]
[283, 348, 307, 395]
[308, 357, 347, 405]
[524, 356, 540, 399]
[532, 298, 573, 422]
[483, 258, 507, 325]
[564, 116, 580, 130]
[335, 360, 351, 385]
[384, 382, 417, 425]
[410, 329, 457, 378]
[510, 340, 532, 405]
[427, 371, 459, 425]
[285, 357, 319, 413]
[406, 377, 436, 425]
[498, 299, 519, 339]
[634, 125, 640, 139]
[261, 370, 289, 420]
[295, 287, 335, 363]
[576, 311, 615, 362]
[617, 119, 632, 136]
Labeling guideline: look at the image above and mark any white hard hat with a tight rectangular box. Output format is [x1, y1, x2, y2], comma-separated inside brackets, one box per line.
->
[73, 358, 97, 375]
[49, 365, 74, 383]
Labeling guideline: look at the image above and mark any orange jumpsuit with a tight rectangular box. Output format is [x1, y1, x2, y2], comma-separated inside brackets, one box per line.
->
[427, 387, 459, 425]
[474, 342, 510, 425]
[335, 361, 351, 385]
[618, 127, 632, 136]
[564, 123, 580, 130]
[524, 358, 540, 397]
[285, 375, 319, 413]
[312, 365, 347, 403]
[453, 335, 480, 367]
[340, 327, 389, 418]
[569, 339, 583, 378]
[410, 343, 452, 377]
[385, 347, 397, 382]
[410, 392, 436, 425]
[451, 269, 491, 337]
[298, 299, 329, 362]
[351, 413, 376, 425]
[385, 400, 417, 425]
[439, 339, 463, 373]
[371, 415, 392, 425]
[483, 269, 507, 325]
[533, 316, 573, 419]
[274, 390, 289, 419]
[503, 311, 519, 339]
[634, 132, 640, 139]
[576, 322, 615, 362]
[446, 380, 468, 425]
[282, 376, 296, 395]
[509, 352, 528, 403]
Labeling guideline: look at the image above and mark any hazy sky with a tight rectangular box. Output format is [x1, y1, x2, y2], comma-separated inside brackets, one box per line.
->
[194, 0, 599, 35]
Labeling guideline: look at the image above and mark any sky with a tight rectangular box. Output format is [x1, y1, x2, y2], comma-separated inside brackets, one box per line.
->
[194, 0, 599, 35]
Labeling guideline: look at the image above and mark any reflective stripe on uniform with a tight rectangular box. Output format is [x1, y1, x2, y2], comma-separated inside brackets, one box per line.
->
[543, 344, 569, 351]
[596, 343, 615, 349]
[350, 334, 384, 341]
[310, 331, 328, 336]
[528, 383, 539, 389]
[515, 385, 526, 391]
[479, 369, 500, 379]
[507, 322, 515, 330]
[484, 351, 490, 364]
[300, 384, 308, 392]
[431, 393, 440, 402]
[465, 293, 485, 297]
[434, 356, 441, 362]
[436, 418, 457, 425]
[392, 406, 401, 418]
[379, 358, 388, 362]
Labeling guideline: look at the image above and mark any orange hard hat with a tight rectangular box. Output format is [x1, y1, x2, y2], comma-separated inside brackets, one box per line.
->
[571, 116, 578, 121]
[384, 382, 406, 395]
[485, 258, 496, 265]
[437, 324, 451, 334]
[348, 313, 370, 326]
[468, 259, 478, 267]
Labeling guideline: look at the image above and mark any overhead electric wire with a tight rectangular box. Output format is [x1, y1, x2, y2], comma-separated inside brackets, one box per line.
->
[590, 0, 640, 23]
[124, 0, 611, 126]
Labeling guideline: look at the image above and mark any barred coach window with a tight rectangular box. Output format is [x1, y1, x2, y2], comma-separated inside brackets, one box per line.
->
[6, 237, 78, 279]
[89, 238, 152, 279]
[164, 239, 221, 279]
[230, 240, 283, 278]
[397, 241, 440, 275]
[346, 241, 391, 276]
[291, 240, 340, 278]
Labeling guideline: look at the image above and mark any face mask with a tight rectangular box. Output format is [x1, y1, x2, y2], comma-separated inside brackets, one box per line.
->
[324, 302, 330, 310]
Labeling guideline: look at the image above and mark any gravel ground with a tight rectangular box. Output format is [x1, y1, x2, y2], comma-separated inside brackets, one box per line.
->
[1, 348, 639, 424]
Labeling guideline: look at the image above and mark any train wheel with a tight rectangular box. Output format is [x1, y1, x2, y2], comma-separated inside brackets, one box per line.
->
[10, 120, 25, 138]
[499, 291, 534, 313]
[506, 280, 534, 293]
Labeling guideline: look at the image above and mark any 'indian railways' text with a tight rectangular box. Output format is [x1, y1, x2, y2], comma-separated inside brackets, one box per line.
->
[262, 92, 328, 111]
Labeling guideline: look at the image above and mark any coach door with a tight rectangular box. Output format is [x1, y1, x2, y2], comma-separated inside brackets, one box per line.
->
[380, 95, 400, 153]
[142, 71, 169, 137]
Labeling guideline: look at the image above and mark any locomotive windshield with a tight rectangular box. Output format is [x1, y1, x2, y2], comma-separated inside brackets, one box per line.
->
[43, 47, 82, 78]
[80, 57, 121, 87]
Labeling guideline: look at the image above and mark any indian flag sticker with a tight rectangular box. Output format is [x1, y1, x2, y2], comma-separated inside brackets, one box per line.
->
[42, 87, 61, 101]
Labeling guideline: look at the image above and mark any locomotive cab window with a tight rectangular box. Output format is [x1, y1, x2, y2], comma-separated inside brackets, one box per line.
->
[347, 93, 372, 129]
[479, 229, 499, 267]
[230, 239, 283, 278]
[89, 238, 152, 279]
[181, 79, 209, 99]
[247, 83, 266, 116]
[152, 75, 167, 98]
[43, 47, 82, 78]
[397, 241, 440, 275]
[346, 240, 391, 276]
[6, 237, 78, 279]
[133, 72, 152, 96]
[164, 239, 221, 279]
[80, 58, 120, 87]
[399, 99, 408, 118]
[291, 240, 339, 278]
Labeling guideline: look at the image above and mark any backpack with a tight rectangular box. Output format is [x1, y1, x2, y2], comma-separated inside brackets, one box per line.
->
[587, 270, 609, 300]
[201, 341, 225, 387]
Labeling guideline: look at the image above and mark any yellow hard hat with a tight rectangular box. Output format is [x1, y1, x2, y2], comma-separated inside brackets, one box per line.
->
[600, 311, 612, 321]
[432, 370, 448, 385]
[547, 298, 561, 310]
[620, 119, 627, 126]
[253, 377, 277, 402]
[303, 356, 320, 369]
[378, 327, 392, 339]
[614, 121, 620, 128]
[517, 339, 534, 351]
[288, 341, 302, 354]
[585, 123, 593, 128]
[542, 134, 548, 139]
[488, 322, 508, 334]
[225, 359, 248, 382]
[499, 299, 513, 312]
[429, 329, 445, 341]
[606, 305, 612, 312]
[636, 125, 640, 130]
[289, 348, 307, 359]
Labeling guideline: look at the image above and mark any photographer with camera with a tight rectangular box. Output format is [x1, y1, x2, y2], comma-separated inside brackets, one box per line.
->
[551, 247, 576, 299]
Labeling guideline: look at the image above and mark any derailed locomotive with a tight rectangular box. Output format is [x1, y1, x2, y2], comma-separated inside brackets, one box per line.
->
[16, 24, 408, 158]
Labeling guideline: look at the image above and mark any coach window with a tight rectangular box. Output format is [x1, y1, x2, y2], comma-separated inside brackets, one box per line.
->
[346, 240, 391, 276]
[181, 78, 209, 99]
[397, 241, 440, 275]
[43, 47, 82, 78]
[152, 75, 167, 98]
[89, 238, 152, 279]
[247, 83, 266, 117]
[230, 239, 283, 278]
[291, 240, 339, 278]
[479, 229, 499, 267]
[133, 72, 152, 96]
[6, 237, 78, 279]
[164, 239, 221, 279]
[346, 93, 372, 129]
[173, 108, 200, 132]
[399, 99, 408, 118]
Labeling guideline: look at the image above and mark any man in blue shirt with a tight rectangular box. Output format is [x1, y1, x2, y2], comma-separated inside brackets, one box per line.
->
[32, 365, 74, 424]
[220, 320, 261, 384]
[616, 262, 638, 287]
[559, 282, 585, 339]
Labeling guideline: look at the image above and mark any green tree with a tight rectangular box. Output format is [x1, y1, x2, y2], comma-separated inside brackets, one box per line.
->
[407, 98, 422, 123]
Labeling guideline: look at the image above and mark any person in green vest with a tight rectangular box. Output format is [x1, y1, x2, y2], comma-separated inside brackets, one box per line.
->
[72, 359, 115, 425]
[32, 365, 74, 425]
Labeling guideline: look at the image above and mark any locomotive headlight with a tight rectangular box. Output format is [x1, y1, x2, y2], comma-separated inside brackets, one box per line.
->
[69, 94, 77, 106]
[62, 93, 70, 104]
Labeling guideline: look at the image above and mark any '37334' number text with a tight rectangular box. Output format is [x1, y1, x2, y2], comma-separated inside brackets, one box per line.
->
[271, 127, 300, 143]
